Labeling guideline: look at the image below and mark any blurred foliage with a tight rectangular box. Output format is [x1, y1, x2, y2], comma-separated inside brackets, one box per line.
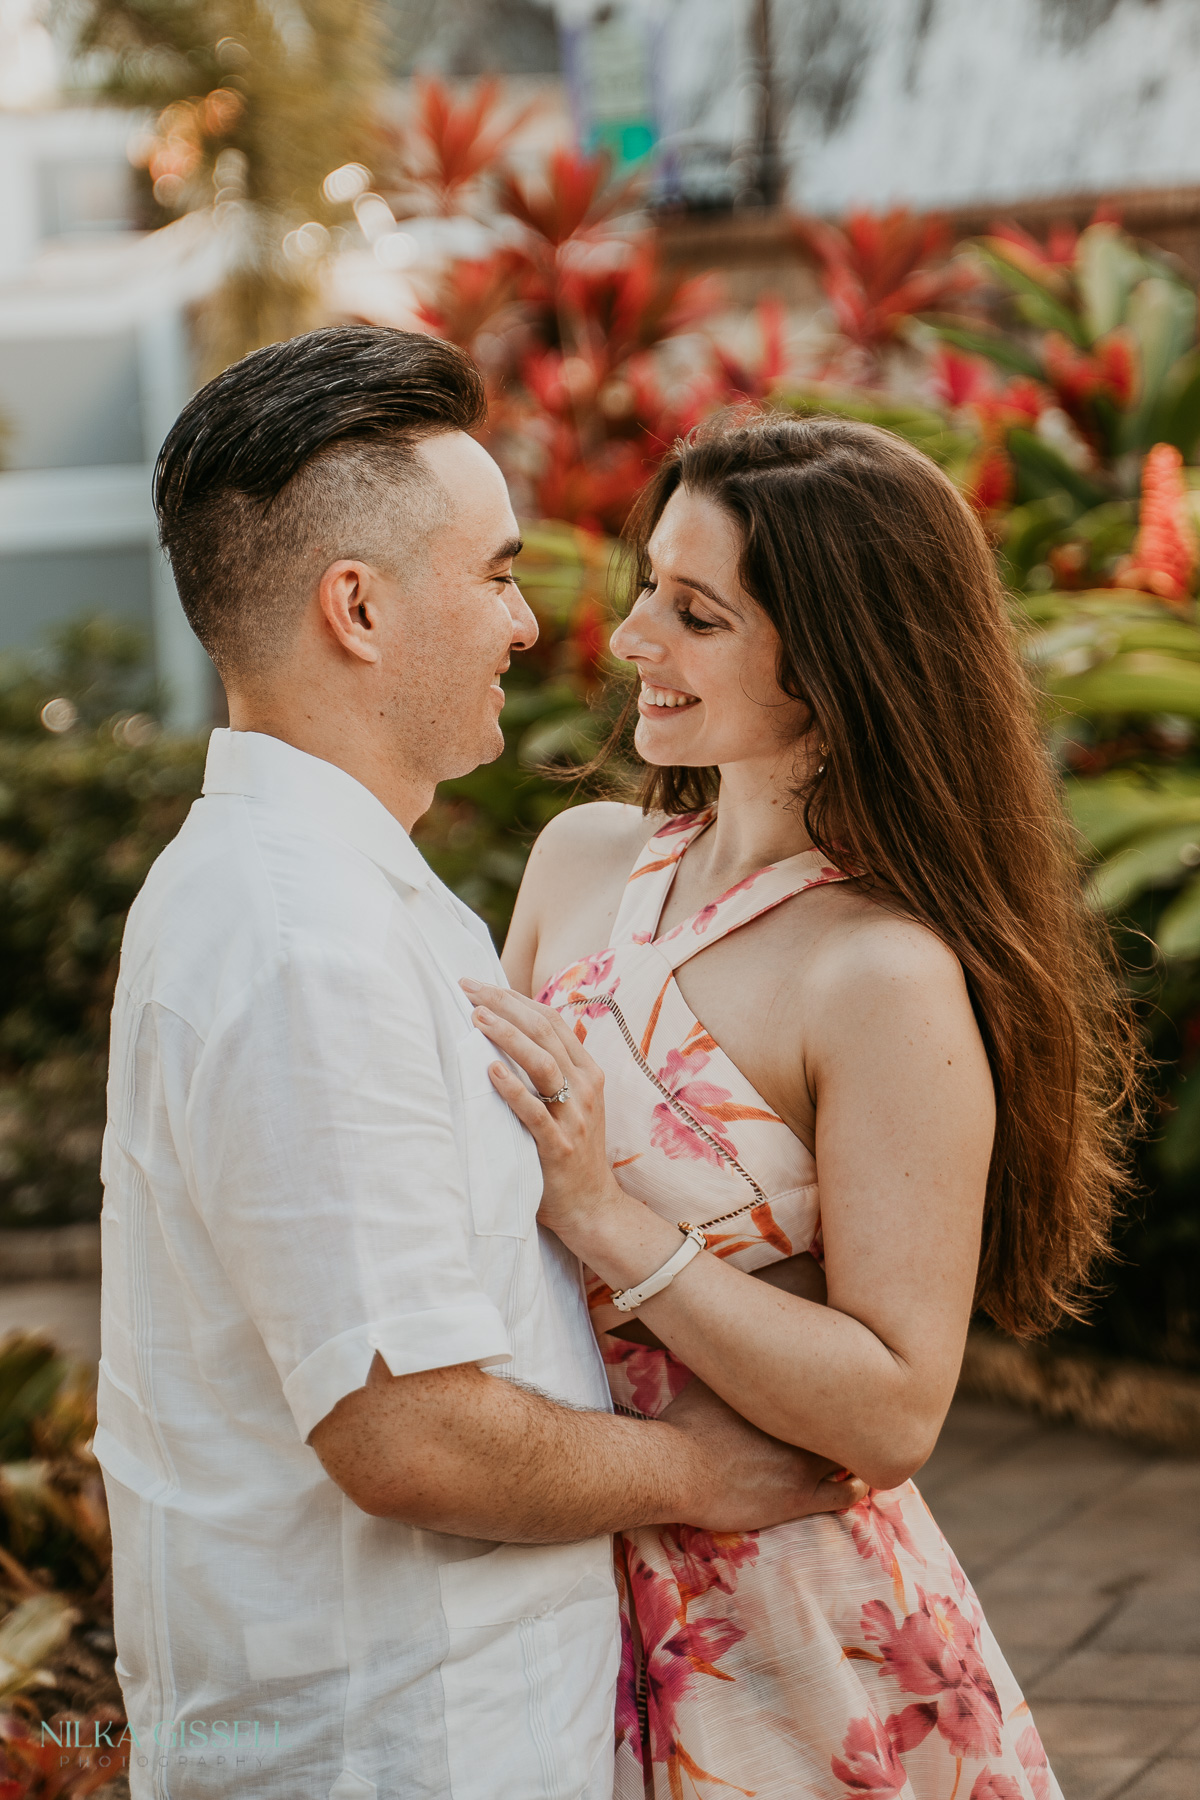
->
[68, 0, 384, 368]
[0, 1336, 127, 1792]
[0, 622, 206, 1229]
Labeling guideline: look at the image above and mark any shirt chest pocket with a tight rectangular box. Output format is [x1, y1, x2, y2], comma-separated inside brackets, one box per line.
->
[456, 1032, 542, 1239]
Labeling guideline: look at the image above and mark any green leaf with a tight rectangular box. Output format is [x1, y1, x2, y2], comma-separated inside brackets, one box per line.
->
[1076, 223, 1153, 340]
[924, 321, 1044, 380]
[1089, 819, 1200, 910]
[1153, 349, 1200, 460]
[975, 246, 1090, 346]
[1051, 652, 1200, 718]
[1156, 873, 1200, 956]
[1065, 772, 1200, 856]
[1121, 276, 1198, 450]
[1157, 1060, 1200, 1178]
[1007, 429, 1107, 510]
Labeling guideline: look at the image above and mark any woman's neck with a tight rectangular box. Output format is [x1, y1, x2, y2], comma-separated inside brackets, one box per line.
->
[694, 749, 817, 890]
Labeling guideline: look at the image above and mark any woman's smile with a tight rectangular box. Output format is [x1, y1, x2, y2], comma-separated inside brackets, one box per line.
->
[638, 681, 701, 713]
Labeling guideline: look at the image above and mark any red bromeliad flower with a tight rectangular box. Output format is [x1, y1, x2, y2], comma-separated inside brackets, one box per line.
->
[794, 207, 978, 363]
[1041, 330, 1136, 444]
[1117, 441, 1199, 606]
[498, 146, 634, 249]
[860, 1586, 1004, 1760]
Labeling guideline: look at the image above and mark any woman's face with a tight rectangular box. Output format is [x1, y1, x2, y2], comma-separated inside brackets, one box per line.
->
[609, 487, 809, 771]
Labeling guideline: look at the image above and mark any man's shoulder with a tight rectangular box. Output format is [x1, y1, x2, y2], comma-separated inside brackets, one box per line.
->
[120, 791, 415, 1024]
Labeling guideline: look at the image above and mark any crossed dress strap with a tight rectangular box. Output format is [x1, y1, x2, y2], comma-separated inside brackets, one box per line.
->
[609, 807, 851, 968]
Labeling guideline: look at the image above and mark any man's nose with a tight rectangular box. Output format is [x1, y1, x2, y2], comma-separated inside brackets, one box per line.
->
[509, 586, 539, 652]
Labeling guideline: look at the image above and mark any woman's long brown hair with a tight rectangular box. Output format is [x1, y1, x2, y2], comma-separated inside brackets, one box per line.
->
[596, 412, 1142, 1339]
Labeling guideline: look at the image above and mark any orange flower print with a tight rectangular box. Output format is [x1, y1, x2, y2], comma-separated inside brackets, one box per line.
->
[860, 1587, 1004, 1760]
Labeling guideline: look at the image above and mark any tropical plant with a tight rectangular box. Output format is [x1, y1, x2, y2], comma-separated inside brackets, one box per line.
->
[928, 220, 1200, 587]
[0, 622, 206, 1229]
[69, 0, 385, 368]
[791, 206, 978, 380]
[0, 1335, 128, 1794]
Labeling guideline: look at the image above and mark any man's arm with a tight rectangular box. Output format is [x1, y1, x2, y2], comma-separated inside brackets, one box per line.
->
[310, 1356, 864, 1542]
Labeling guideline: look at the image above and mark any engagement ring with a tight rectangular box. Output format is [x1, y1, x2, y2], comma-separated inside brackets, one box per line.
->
[537, 1081, 570, 1105]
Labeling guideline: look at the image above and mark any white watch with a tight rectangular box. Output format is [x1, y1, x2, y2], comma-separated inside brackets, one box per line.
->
[610, 1224, 708, 1312]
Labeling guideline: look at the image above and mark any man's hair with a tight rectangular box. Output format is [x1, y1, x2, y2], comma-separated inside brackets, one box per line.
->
[154, 326, 487, 678]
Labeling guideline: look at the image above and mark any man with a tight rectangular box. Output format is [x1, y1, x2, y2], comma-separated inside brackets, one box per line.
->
[98, 326, 861, 1800]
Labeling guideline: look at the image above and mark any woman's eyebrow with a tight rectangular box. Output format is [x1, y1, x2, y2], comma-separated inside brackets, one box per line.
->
[676, 573, 742, 616]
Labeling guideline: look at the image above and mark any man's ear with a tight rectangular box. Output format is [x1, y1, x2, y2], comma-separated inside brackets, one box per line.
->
[318, 560, 383, 665]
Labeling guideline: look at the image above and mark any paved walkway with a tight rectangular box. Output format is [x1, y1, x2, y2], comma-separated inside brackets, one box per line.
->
[2, 1283, 1196, 1800]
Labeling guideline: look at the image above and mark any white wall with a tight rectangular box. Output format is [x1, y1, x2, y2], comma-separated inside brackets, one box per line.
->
[639, 0, 1200, 212]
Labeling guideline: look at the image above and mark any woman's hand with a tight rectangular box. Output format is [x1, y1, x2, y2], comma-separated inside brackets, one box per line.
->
[459, 979, 621, 1238]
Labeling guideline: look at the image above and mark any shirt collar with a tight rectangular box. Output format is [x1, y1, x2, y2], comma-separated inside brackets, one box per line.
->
[202, 729, 432, 891]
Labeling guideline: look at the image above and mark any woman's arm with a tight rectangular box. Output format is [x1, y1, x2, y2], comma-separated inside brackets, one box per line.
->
[463, 918, 993, 1493]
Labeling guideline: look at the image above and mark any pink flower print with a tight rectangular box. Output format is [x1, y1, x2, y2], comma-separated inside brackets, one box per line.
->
[600, 1338, 693, 1417]
[613, 1550, 644, 1770]
[689, 871, 767, 937]
[970, 1775, 1023, 1800]
[624, 1548, 748, 1768]
[649, 1041, 779, 1166]
[650, 1044, 737, 1164]
[654, 808, 713, 840]
[661, 1526, 760, 1608]
[1015, 1724, 1052, 1800]
[849, 1490, 924, 1608]
[537, 948, 619, 1015]
[631, 928, 652, 944]
[830, 1713, 908, 1798]
[861, 1587, 1004, 1760]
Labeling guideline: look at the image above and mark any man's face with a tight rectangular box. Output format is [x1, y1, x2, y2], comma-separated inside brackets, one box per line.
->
[375, 432, 537, 786]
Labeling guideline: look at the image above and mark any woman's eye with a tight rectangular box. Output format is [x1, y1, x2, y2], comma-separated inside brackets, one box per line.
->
[678, 606, 718, 633]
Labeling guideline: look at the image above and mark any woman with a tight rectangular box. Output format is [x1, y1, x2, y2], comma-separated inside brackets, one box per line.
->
[461, 415, 1136, 1798]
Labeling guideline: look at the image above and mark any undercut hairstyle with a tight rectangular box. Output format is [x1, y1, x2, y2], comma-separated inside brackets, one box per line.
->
[154, 326, 487, 677]
[593, 411, 1144, 1340]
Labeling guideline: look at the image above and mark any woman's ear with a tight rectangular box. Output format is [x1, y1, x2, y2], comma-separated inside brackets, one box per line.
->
[318, 560, 382, 664]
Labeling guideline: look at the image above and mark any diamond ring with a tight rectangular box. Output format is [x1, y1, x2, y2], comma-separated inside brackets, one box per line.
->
[537, 1081, 570, 1105]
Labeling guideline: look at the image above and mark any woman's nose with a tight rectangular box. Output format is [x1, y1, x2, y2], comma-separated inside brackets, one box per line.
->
[610, 609, 661, 665]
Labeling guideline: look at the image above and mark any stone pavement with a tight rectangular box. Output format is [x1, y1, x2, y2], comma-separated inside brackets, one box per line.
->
[921, 1398, 1200, 1800]
[1, 1282, 1196, 1800]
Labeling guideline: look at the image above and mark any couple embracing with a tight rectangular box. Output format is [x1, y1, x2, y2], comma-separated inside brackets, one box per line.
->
[98, 325, 1126, 1798]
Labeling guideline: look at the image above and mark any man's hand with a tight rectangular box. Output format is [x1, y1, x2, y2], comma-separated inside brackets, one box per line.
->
[661, 1378, 867, 1530]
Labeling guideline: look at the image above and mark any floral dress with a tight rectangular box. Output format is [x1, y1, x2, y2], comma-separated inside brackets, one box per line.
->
[537, 808, 1061, 1800]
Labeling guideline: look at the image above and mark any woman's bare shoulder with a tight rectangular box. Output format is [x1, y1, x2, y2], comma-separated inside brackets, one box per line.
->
[528, 800, 664, 883]
[803, 889, 976, 1030]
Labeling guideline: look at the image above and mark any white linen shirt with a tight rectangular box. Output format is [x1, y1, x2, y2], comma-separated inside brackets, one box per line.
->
[98, 729, 619, 1800]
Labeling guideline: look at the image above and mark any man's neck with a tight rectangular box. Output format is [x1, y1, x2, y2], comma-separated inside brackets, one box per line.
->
[225, 700, 433, 832]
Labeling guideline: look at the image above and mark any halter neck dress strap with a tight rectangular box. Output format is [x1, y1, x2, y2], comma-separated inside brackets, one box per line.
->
[608, 807, 851, 970]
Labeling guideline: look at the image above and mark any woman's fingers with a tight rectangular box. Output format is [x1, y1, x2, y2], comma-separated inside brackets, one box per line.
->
[461, 979, 589, 1070]
[487, 1059, 558, 1137]
[472, 1006, 566, 1100]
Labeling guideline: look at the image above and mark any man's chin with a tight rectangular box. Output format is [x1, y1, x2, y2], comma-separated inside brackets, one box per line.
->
[437, 723, 506, 782]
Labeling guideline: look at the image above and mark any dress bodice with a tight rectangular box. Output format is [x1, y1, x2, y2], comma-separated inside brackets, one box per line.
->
[536, 806, 851, 1276]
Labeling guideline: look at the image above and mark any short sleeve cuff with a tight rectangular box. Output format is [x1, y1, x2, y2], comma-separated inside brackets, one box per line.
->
[286, 1300, 513, 1442]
